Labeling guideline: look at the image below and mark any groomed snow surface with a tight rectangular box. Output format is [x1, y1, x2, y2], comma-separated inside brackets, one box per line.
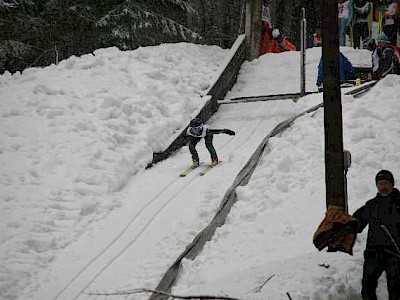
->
[1, 43, 398, 300]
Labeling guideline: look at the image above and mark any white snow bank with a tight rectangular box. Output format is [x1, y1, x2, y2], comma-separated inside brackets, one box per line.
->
[0, 43, 228, 299]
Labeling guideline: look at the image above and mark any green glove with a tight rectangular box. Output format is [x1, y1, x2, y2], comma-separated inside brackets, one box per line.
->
[224, 129, 235, 136]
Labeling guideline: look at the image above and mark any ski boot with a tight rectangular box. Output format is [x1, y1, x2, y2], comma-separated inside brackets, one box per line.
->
[211, 157, 219, 167]
[192, 159, 200, 168]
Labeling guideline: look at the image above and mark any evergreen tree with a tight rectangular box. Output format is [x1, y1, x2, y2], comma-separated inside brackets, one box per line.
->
[0, 0, 322, 74]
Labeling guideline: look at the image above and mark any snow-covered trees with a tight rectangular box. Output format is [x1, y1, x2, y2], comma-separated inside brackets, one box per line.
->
[96, 1, 200, 49]
[0, 0, 249, 73]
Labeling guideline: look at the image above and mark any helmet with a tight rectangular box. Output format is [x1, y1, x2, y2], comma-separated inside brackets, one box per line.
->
[377, 34, 390, 43]
[272, 28, 281, 39]
[189, 118, 202, 127]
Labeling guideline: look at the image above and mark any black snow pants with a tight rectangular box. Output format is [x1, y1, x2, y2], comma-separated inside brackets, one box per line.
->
[353, 22, 369, 49]
[188, 133, 217, 162]
[361, 249, 400, 300]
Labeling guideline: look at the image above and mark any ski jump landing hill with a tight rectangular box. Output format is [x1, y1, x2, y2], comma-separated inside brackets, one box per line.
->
[146, 36, 377, 299]
[33, 35, 378, 300]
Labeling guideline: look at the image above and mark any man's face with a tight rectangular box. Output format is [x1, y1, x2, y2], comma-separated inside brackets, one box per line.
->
[376, 180, 393, 196]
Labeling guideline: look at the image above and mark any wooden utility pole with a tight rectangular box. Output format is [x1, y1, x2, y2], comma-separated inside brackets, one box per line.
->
[322, 0, 346, 210]
[245, 0, 262, 61]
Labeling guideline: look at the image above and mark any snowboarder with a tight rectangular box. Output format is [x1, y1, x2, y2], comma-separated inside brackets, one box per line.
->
[352, 170, 400, 300]
[186, 118, 235, 167]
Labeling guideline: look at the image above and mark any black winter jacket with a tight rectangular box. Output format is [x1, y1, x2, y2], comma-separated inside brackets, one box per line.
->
[353, 188, 400, 252]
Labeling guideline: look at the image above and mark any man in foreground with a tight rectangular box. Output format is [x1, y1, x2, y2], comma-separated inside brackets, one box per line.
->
[353, 170, 400, 300]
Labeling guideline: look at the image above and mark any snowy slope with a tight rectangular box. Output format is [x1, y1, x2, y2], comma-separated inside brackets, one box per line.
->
[0, 43, 228, 300]
[26, 99, 318, 300]
[2, 43, 397, 300]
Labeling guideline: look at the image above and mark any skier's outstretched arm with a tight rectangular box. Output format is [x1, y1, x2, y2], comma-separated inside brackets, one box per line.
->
[209, 129, 235, 135]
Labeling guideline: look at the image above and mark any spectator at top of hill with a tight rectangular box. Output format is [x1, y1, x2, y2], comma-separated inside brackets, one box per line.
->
[316, 52, 355, 89]
[367, 34, 400, 80]
[383, 0, 400, 46]
[353, 0, 371, 49]
[307, 26, 322, 49]
[269, 29, 296, 53]
[260, 20, 272, 55]
[338, 0, 354, 46]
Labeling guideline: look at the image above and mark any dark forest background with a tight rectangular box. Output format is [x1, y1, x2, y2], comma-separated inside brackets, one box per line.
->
[0, 0, 326, 74]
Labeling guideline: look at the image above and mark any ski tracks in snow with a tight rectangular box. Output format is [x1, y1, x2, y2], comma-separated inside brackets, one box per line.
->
[28, 101, 300, 300]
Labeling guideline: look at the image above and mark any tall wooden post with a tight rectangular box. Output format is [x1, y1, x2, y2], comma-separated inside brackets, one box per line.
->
[245, 0, 262, 61]
[322, 0, 346, 210]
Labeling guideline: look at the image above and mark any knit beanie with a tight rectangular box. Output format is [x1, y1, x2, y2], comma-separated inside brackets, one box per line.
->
[377, 34, 390, 43]
[375, 170, 394, 185]
[272, 29, 281, 39]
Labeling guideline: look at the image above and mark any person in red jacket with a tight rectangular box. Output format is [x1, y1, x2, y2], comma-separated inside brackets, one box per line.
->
[260, 21, 272, 55]
[269, 29, 296, 53]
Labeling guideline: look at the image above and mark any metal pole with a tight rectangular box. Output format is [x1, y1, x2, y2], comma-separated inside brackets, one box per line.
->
[343, 150, 351, 213]
[380, 225, 400, 256]
[300, 8, 307, 96]
[322, 0, 346, 209]
[54, 45, 59, 65]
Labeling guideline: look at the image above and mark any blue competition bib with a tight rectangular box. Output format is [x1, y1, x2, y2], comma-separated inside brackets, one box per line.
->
[190, 126, 203, 136]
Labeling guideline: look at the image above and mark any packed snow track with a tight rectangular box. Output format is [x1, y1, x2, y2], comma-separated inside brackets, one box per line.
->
[21, 99, 308, 300]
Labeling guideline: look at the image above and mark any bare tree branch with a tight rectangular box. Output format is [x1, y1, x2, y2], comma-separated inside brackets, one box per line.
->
[85, 288, 241, 300]
[68, 6, 97, 24]
[160, 0, 197, 14]
[247, 274, 275, 293]
[0, 0, 19, 9]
